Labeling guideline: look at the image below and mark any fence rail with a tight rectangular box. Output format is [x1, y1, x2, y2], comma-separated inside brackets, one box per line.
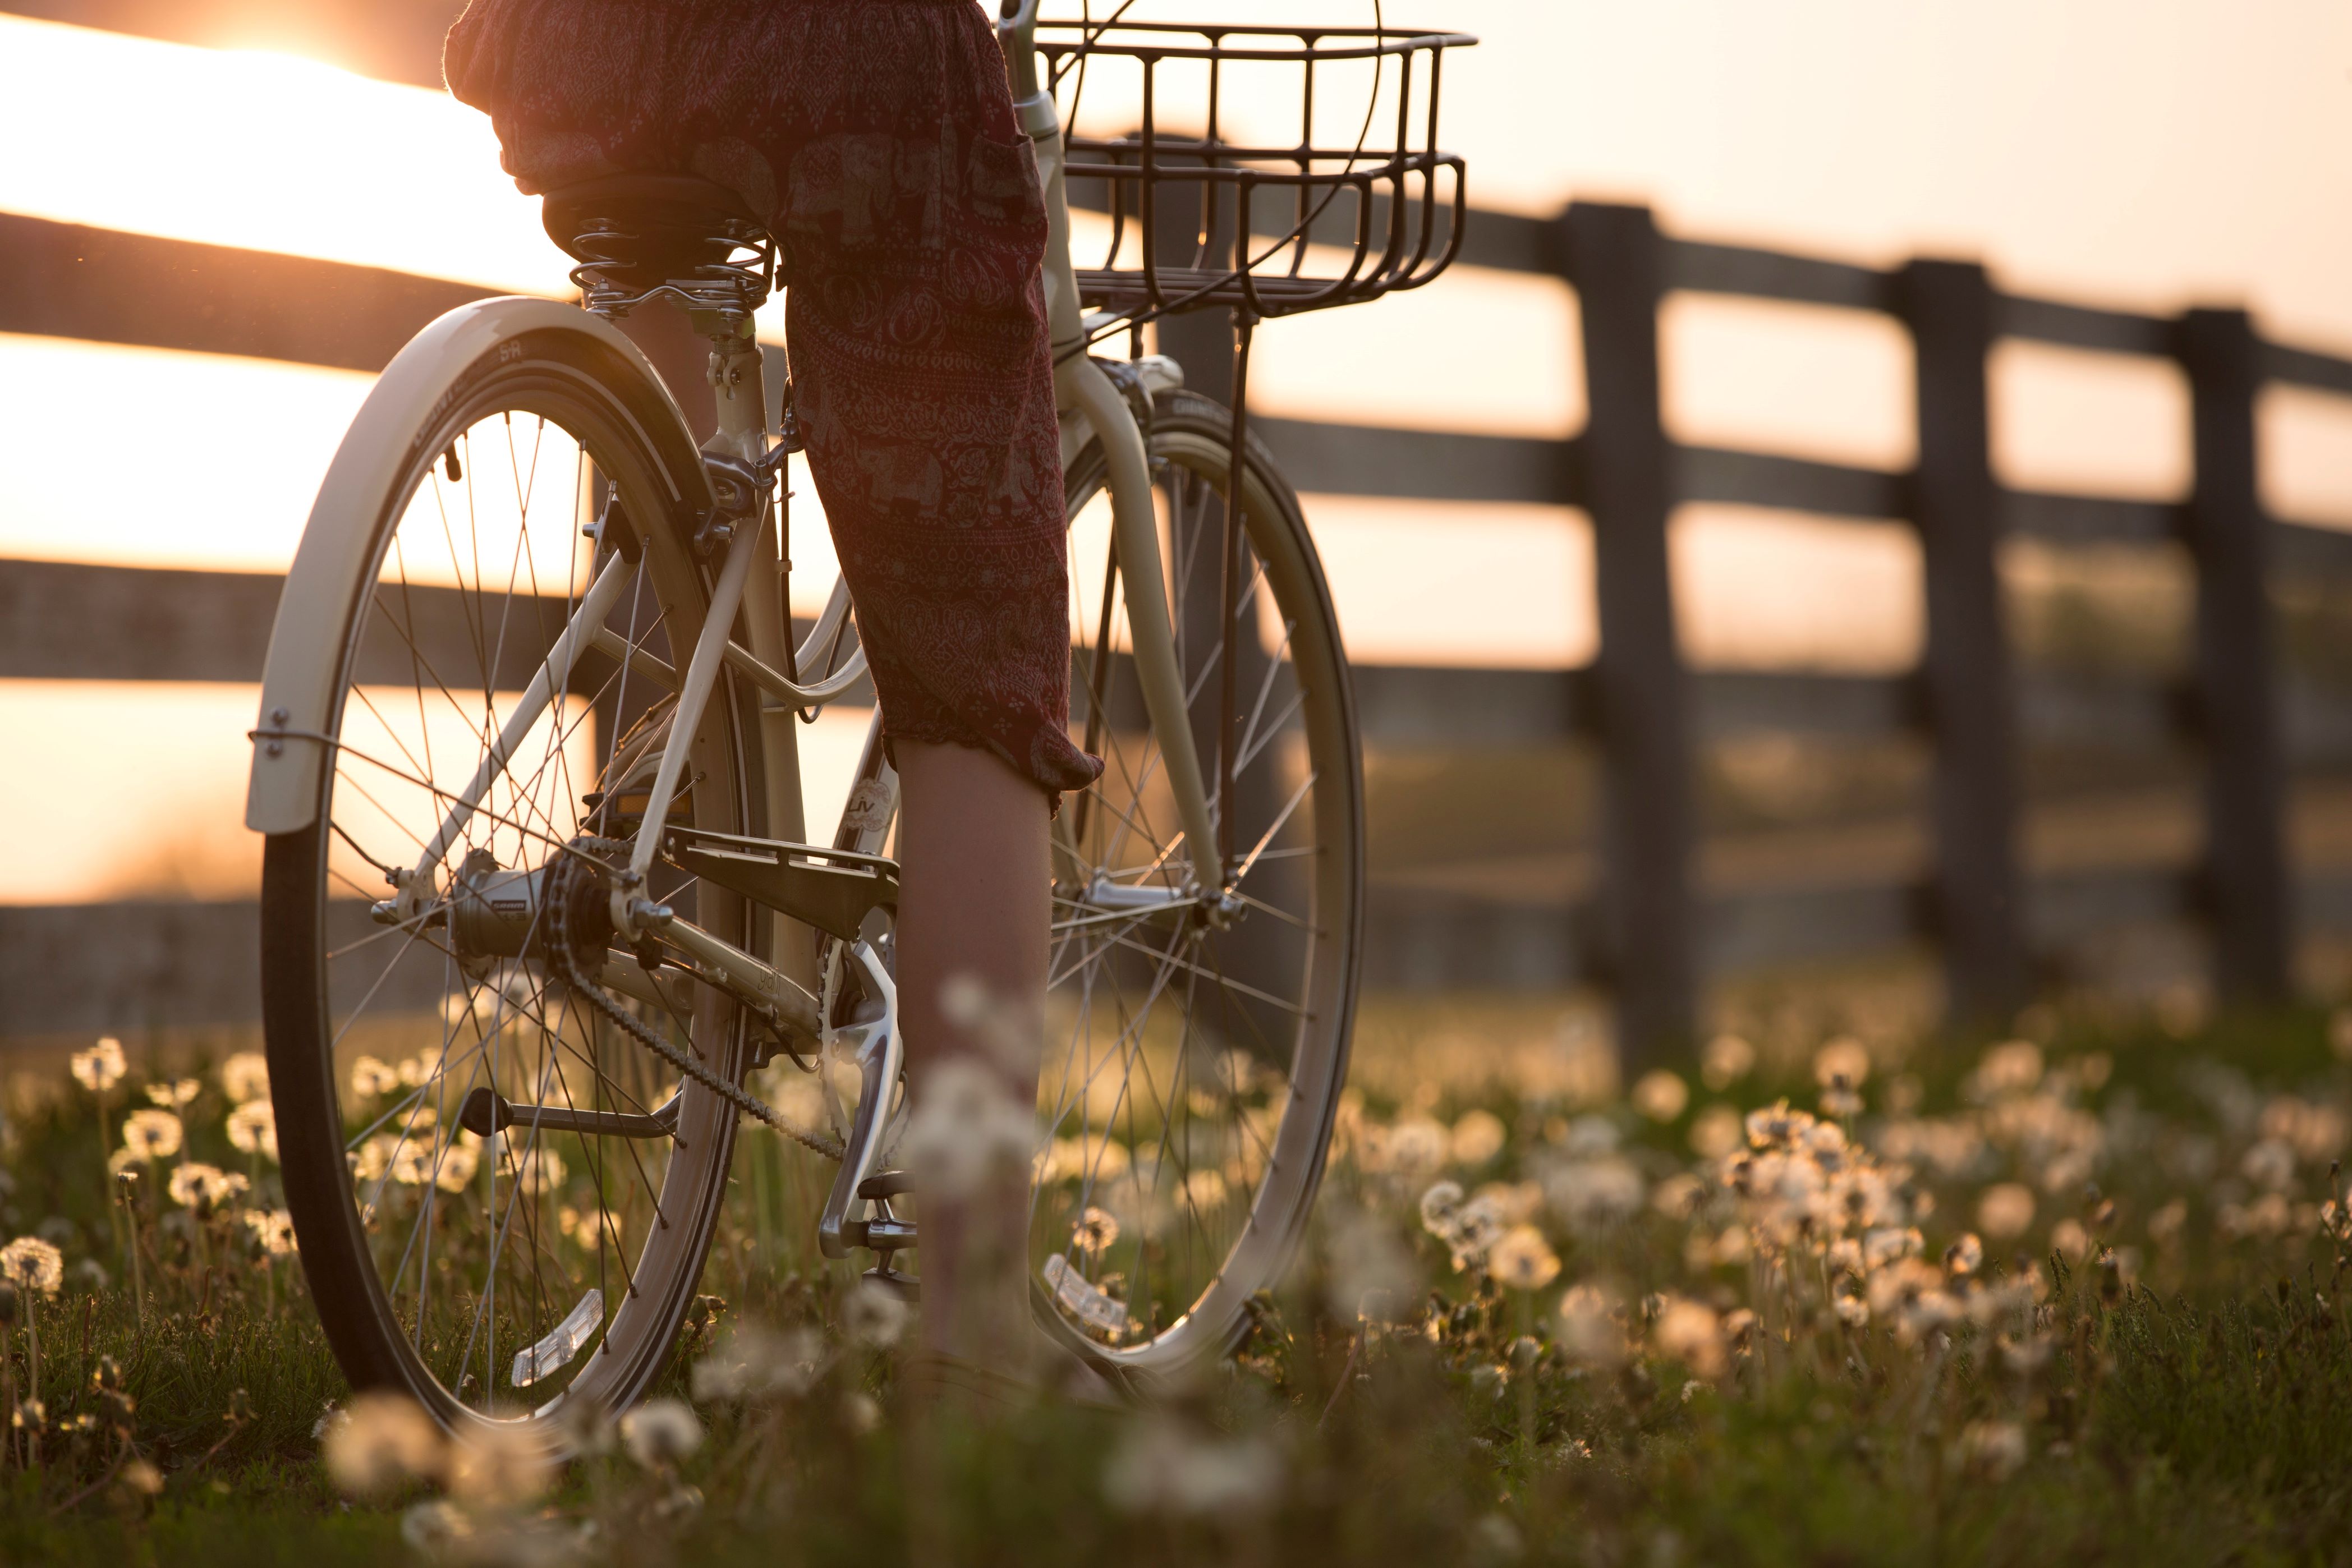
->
[5, 197, 2352, 1051]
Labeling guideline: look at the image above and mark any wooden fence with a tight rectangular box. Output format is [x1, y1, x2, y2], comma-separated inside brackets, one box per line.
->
[5, 200, 2352, 1054]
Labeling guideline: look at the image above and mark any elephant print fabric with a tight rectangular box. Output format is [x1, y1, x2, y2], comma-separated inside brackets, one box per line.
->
[444, 0, 1103, 799]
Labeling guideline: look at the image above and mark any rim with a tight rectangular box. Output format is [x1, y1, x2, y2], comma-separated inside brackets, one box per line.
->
[291, 366, 750, 1427]
[1032, 402, 1359, 1369]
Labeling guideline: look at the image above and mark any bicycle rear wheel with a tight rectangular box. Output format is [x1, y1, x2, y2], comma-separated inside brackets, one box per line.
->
[1034, 387, 1363, 1380]
[258, 305, 761, 1438]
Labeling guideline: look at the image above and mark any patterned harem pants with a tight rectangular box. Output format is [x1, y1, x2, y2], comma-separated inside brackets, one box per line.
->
[445, 0, 1102, 799]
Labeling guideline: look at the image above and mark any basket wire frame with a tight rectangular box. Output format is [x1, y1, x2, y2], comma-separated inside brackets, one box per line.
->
[1039, 20, 1475, 329]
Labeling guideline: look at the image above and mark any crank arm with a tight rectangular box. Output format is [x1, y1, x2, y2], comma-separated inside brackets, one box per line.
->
[658, 914, 823, 1044]
[457, 1084, 680, 1141]
[817, 940, 902, 1260]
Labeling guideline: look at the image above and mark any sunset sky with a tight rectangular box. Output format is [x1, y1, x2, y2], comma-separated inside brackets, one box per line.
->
[1, 2, 2347, 901]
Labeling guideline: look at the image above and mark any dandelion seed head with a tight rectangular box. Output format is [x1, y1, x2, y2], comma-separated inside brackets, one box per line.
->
[444, 1420, 554, 1505]
[119, 1109, 183, 1162]
[1449, 1108, 1509, 1166]
[323, 1391, 444, 1497]
[242, 1208, 297, 1257]
[1700, 1033, 1755, 1090]
[1556, 1284, 1625, 1365]
[2241, 1137, 2297, 1193]
[1688, 1105, 1745, 1161]
[435, 1142, 481, 1194]
[1970, 1040, 2044, 1100]
[167, 1163, 247, 1211]
[1102, 1414, 1284, 1518]
[226, 1100, 278, 1161]
[70, 1037, 125, 1093]
[220, 1052, 270, 1105]
[899, 1059, 1037, 1198]
[1437, 1192, 1510, 1271]
[0, 1237, 63, 1298]
[350, 1056, 401, 1100]
[399, 1500, 470, 1555]
[1651, 1297, 1725, 1378]
[1956, 1419, 2027, 1482]
[1632, 1070, 1689, 1123]
[844, 1281, 910, 1349]
[1541, 1153, 1646, 1236]
[1977, 1183, 2037, 1240]
[1072, 1206, 1121, 1254]
[1744, 1100, 1816, 1152]
[1369, 1115, 1450, 1178]
[1813, 1036, 1872, 1089]
[618, 1397, 704, 1466]
[688, 1324, 824, 1404]
[1487, 1225, 1561, 1291]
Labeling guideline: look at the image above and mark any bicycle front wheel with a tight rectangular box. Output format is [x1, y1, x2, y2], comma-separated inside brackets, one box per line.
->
[258, 302, 762, 1438]
[1036, 387, 1365, 1380]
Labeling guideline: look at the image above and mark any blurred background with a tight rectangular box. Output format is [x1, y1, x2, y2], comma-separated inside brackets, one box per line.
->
[3, 0, 2351, 1055]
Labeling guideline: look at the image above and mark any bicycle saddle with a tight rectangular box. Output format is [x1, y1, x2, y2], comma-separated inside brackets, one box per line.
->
[541, 173, 778, 318]
[541, 174, 768, 261]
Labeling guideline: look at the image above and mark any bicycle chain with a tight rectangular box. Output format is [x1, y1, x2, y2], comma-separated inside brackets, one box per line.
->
[546, 847, 844, 1162]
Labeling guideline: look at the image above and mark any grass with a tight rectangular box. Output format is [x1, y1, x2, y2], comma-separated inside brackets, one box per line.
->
[4, 995, 2352, 1565]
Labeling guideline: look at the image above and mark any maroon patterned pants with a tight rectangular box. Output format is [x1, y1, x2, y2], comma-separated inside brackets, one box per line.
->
[445, 0, 1101, 798]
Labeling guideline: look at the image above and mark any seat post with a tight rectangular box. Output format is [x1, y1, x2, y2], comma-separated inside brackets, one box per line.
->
[699, 316, 769, 459]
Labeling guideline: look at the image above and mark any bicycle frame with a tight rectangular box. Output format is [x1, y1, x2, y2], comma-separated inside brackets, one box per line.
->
[245, 4, 1224, 1101]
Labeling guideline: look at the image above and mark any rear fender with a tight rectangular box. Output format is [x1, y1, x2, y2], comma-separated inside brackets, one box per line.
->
[245, 297, 705, 834]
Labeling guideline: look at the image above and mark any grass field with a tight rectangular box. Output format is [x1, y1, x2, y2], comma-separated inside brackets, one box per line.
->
[3, 994, 2351, 1565]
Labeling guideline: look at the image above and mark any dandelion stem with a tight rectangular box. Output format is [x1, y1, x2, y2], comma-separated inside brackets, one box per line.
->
[2, 1321, 15, 1470]
[1318, 1323, 1366, 1429]
[1515, 1293, 1536, 1460]
[24, 1299, 38, 1469]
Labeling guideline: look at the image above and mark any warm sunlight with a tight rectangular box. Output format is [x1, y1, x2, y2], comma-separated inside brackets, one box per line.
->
[0, 14, 563, 293]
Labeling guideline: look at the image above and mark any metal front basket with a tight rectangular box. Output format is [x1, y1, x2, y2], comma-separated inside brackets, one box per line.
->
[1037, 19, 1476, 328]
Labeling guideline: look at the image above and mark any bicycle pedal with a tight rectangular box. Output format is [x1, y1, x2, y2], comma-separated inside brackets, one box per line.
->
[856, 1170, 913, 1201]
[861, 1265, 918, 1304]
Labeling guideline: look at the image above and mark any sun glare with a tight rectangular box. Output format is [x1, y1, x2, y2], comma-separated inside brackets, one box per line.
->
[0, 14, 564, 294]
[0, 333, 371, 574]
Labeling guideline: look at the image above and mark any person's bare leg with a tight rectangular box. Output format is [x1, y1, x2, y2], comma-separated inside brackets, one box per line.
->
[893, 739, 1050, 1375]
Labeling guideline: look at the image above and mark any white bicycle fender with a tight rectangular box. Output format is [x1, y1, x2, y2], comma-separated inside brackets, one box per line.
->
[245, 296, 688, 835]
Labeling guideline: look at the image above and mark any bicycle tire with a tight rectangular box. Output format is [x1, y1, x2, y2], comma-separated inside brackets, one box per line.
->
[259, 302, 762, 1440]
[1027, 385, 1365, 1382]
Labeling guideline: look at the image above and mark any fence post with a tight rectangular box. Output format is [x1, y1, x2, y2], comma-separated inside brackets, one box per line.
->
[1899, 260, 2027, 1023]
[1561, 201, 1696, 1061]
[2179, 307, 2291, 1002]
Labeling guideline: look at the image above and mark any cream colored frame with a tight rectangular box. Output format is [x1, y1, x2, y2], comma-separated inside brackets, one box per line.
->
[243, 6, 1220, 1034]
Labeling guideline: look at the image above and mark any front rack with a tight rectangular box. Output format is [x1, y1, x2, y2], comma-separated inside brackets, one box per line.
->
[1037, 19, 1476, 328]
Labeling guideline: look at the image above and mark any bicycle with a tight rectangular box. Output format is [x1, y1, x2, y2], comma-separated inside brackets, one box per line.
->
[246, 1, 1472, 1440]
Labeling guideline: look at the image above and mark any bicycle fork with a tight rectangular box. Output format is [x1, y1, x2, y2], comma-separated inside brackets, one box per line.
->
[1013, 33, 1229, 899]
